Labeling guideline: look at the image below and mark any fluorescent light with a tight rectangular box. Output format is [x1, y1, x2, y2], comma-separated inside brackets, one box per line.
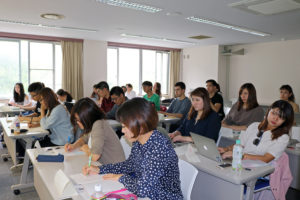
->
[121, 33, 196, 45]
[95, 0, 162, 13]
[0, 19, 98, 32]
[186, 16, 271, 37]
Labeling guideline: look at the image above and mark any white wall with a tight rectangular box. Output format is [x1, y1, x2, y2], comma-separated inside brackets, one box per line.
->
[182, 45, 220, 94]
[83, 40, 107, 97]
[229, 39, 300, 105]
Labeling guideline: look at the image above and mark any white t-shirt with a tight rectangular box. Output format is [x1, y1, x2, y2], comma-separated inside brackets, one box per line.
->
[125, 90, 136, 100]
[239, 122, 289, 160]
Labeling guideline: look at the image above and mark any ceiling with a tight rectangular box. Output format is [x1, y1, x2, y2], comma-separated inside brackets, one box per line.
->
[1, 0, 300, 48]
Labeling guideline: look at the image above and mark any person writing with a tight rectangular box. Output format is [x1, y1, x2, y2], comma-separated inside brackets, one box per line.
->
[82, 98, 183, 199]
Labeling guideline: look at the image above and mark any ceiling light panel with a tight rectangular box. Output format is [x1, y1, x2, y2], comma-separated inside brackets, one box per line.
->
[121, 33, 196, 44]
[95, 0, 162, 13]
[186, 16, 271, 37]
[0, 19, 98, 32]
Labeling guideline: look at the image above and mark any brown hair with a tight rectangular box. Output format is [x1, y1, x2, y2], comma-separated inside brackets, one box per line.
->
[237, 83, 259, 111]
[116, 98, 158, 138]
[39, 88, 60, 116]
[258, 100, 294, 140]
[188, 87, 212, 121]
[70, 98, 106, 134]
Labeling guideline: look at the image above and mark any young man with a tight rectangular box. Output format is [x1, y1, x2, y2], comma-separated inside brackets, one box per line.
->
[142, 81, 160, 111]
[159, 82, 191, 132]
[125, 83, 136, 100]
[106, 86, 127, 120]
[95, 81, 114, 113]
[206, 79, 225, 120]
[19, 82, 45, 123]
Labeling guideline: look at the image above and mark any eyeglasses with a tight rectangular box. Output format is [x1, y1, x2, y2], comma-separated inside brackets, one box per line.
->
[253, 130, 264, 146]
[269, 109, 282, 118]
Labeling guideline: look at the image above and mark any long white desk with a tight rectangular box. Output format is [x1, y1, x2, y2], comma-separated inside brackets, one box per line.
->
[0, 104, 24, 116]
[158, 115, 180, 132]
[176, 144, 274, 200]
[0, 117, 49, 194]
[27, 148, 149, 200]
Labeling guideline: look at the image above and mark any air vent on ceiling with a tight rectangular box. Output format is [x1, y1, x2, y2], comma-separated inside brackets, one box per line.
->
[229, 0, 300, 15]
[189, 35, 212, 40]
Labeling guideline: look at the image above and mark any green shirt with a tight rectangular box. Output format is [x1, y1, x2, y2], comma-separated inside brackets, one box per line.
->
[143, 93, 160, 111]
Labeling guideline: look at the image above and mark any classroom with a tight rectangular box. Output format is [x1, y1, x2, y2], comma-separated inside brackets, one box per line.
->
[0, 0, 300, 200]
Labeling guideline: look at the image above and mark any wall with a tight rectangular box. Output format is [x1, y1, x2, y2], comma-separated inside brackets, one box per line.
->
[182, 45, 220, 94]
[83, 40, 107, 97]
[229, 39, 300, 105]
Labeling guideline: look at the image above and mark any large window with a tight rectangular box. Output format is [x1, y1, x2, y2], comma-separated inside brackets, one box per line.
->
[0, 39, 62, 98]
[107, 47, 170, 95]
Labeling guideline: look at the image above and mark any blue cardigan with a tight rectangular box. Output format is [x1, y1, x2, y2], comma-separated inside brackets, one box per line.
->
[177, 111, 221, 142]
[40, 104, 74, 145]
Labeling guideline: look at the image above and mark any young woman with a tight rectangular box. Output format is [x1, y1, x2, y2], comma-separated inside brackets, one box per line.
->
[56, 89, 73, 103]
[9, 83, 31, 107]
[38, 87, 74, 147]
[206, 79, 225, 120]
[279, 84, 299, 113]
[153, 82, 162, 97]
[222, 83, 264, 131]
[64, 98, 125, 164]
[82, 98, 183, 200]
[219, 100, 294, 163]
[169, 87, 221, 143]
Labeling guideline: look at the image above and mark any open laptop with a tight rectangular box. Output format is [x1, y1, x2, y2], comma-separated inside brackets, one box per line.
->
[190, 132, 231, 164]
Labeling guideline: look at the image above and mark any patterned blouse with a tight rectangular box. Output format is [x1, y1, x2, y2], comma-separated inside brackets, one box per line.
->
[99, 130, 183, 200]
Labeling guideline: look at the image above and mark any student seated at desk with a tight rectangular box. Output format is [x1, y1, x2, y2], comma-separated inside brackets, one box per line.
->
[82, 98, 183, 200]
[206, 79, 225, 120]
[219, 100, 294, 163]
[279, 84, 299, 113]
[38, 87, 74, 147]
[169, 87, 221, 143]
[95, 81, 114, 113]
[56, 89, 74, 113]
[159, 82, 191, 132]
[125, 83, 136, 100]
[153, 82, 162, 98]
[142, 81, 160, 111]
[9, 82, 32, 108]
[19, 82, 45, 123]
[106, 86, 127, 120]
[222, 83, 264, 131]
[65, 98, 125, 164]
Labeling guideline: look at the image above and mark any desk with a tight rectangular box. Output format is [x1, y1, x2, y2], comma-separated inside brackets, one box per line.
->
[159, 116, 180, 132]
[0, 117, 48, 193]
[176, 145, 274, 200]
[27, 148, 149, 200]
[0, 104, 24, 116]
[286, 145, 300, 190]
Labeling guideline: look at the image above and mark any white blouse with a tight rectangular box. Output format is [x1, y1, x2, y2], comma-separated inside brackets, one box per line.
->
[239, 122, 289, 160]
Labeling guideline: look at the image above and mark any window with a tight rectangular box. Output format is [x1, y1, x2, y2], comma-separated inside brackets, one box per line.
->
[0, 39, 62, 98]
[107, 47, 170, 95]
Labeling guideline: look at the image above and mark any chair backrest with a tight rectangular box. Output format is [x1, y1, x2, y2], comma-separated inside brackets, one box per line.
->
[290, 126, 300, 141]
[178, 159, 198, 200]
[120, 136, 132, 159]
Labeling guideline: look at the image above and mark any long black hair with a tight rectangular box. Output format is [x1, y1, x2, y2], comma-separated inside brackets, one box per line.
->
[280, 85, 295, 102]
[56, 89, 73, 102]
[13, 83, 25, 103]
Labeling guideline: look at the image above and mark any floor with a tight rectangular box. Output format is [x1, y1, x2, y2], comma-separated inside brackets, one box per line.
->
[0, 144, 299, 200]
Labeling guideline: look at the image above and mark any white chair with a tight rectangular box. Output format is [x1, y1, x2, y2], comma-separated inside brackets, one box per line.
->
[178, 159, 198, 200]
[120, 136, 132, 159]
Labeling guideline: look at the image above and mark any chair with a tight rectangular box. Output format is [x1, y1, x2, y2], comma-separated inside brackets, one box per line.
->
[120, 136, 132, 159]
[178, 159, 198, 200]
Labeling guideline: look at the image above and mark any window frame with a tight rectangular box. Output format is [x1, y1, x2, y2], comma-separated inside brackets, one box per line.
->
[107, 46, 170, 95]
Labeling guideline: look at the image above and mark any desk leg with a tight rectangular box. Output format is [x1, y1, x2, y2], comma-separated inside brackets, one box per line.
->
[244, 179, 257, 200]
[11, 138, 34, 193]
[3, 129, 18, 167]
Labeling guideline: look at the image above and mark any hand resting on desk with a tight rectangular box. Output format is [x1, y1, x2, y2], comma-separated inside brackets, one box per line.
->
[82, 164, 100, 175]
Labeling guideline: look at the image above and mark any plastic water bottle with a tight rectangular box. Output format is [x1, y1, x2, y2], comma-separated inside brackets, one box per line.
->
[232, 139, 243, 172]
[13, 115, 20, 134]
[91, 184, 104, 200]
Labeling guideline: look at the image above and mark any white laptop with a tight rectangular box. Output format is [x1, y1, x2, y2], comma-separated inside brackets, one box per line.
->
[190, 132, 231, 164]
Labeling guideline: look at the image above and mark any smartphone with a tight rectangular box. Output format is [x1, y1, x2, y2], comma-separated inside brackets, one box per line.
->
[218, 163, 231, 168]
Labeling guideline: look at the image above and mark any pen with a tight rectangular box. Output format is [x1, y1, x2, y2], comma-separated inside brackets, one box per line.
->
[68, 136, 71, 144]
[30, 116, 33, 124]
[88, 154, 92, 167]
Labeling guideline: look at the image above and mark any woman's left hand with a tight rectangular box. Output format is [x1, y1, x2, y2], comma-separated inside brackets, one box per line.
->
[222, 151, 233, 160]
[102, 174, 123, 181]
[80, 144, 91, 156]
